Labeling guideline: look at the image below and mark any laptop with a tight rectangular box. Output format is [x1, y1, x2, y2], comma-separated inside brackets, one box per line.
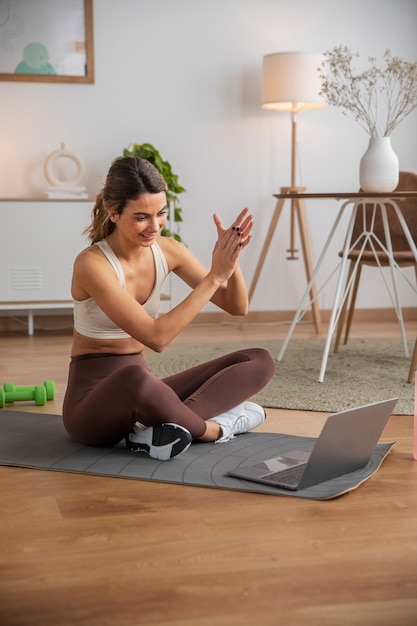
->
[227, 398, 397, 491]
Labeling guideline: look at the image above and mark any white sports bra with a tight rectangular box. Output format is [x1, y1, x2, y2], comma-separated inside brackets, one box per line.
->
[73, 239, 169, 340]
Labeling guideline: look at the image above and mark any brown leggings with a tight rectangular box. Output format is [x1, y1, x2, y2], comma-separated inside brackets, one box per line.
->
[62, 348, 275, 446]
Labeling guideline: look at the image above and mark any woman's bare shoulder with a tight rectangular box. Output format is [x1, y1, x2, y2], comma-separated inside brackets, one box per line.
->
[156, 235, 192, 265]
[156, 234, 182, 251]
[74, 243, 103, 265]
[156, 235, 206, 279]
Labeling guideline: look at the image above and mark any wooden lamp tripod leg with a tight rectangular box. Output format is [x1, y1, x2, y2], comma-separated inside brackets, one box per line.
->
[248, 196, 322, 335]
[294, 198, 322, 335]
[248, 197, 285, 303]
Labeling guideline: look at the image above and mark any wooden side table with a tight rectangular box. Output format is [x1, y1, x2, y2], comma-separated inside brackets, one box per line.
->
[273, 191, 417, 382]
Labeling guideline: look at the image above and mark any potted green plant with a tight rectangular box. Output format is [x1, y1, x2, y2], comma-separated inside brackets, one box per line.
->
[120, 142, 186, 242]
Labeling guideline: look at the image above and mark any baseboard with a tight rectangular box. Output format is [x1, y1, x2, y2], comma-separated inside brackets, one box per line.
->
[0, 307, 415, 334]
[190, 307, 417, 325]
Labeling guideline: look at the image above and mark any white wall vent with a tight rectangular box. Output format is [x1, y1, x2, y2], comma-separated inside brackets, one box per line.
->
[11, 267, 43, 291]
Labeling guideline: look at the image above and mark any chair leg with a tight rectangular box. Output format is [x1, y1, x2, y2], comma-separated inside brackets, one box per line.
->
[408, 264, 417, 383]
[334, 261, 355, 353]
[407, 338, 417, 384]
[342, 262, 362, 347]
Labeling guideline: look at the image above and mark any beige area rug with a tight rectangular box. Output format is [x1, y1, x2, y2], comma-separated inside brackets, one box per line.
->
[146, 338, 415, 416]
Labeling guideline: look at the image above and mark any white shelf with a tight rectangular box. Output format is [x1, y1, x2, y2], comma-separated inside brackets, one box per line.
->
[0, 198, 173, 334]
[0, 199, 92, 335]
[0, 301, 73, 336]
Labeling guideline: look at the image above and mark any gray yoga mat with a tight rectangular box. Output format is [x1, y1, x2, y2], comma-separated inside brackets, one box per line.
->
[0, 411, 395, 500]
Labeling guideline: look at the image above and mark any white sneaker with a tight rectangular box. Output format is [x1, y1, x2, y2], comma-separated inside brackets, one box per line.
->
[209, 401, 266, 443]
[126, 423, 192, 460]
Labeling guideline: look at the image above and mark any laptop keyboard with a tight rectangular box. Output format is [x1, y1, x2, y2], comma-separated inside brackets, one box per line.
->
[261, 463, 306, 486]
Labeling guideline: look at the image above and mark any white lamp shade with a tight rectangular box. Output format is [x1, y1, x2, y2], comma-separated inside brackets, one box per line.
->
[262, 51, 326, 112]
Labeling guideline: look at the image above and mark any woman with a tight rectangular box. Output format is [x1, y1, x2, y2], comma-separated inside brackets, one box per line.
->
[62, 156, 275, 460]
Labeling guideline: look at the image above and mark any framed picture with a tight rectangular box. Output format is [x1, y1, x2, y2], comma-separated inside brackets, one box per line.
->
[0, 0, 94, 83]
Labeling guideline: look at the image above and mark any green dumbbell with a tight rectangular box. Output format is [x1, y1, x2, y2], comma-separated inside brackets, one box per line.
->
[0, 385, 47, 408]
[2, 380, 55, 401]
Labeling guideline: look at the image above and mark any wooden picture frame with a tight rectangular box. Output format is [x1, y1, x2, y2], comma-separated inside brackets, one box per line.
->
[0, 0, 94, 84]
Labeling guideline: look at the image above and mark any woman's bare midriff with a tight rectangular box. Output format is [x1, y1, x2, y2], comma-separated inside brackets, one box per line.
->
[71, 329, 145, 356]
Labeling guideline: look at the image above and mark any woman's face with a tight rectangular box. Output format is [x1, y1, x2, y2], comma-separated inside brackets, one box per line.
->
[110, 192, 168, 246]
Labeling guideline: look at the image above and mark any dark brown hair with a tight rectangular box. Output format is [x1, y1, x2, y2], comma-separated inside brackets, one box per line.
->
[85, 156, 167, 243]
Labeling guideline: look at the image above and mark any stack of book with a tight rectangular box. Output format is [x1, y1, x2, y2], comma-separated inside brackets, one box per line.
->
[45, 186, 88, 199]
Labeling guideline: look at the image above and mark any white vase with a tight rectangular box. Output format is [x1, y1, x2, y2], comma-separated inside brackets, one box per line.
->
[359, 136, 399, 192]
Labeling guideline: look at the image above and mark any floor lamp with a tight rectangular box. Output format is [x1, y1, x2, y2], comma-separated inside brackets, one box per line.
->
[248, 51, 326, 334]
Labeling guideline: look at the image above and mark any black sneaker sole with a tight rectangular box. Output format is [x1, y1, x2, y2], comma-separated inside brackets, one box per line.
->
[126, 423, 192, 460]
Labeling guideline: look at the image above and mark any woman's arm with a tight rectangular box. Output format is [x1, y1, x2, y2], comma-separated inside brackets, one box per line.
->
[73, 216, 245, 352]
[167, 208, 254, 316]
[211, 209, 253, 314]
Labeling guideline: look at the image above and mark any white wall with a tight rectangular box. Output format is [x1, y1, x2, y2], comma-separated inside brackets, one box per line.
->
[1, 0, 416, 313]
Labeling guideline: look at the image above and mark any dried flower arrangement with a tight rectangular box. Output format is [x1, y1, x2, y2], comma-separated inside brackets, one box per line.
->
[318, 46, 417, 137]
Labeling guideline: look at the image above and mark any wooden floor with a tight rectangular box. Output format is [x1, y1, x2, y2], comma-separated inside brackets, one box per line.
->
[1, 318, 417, 626]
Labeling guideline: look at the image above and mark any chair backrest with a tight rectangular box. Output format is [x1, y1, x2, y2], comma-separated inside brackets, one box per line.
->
[351, 171, 417, 254]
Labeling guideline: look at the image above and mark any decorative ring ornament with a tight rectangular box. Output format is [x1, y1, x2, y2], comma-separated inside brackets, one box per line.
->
[44, 142, 85, 187]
